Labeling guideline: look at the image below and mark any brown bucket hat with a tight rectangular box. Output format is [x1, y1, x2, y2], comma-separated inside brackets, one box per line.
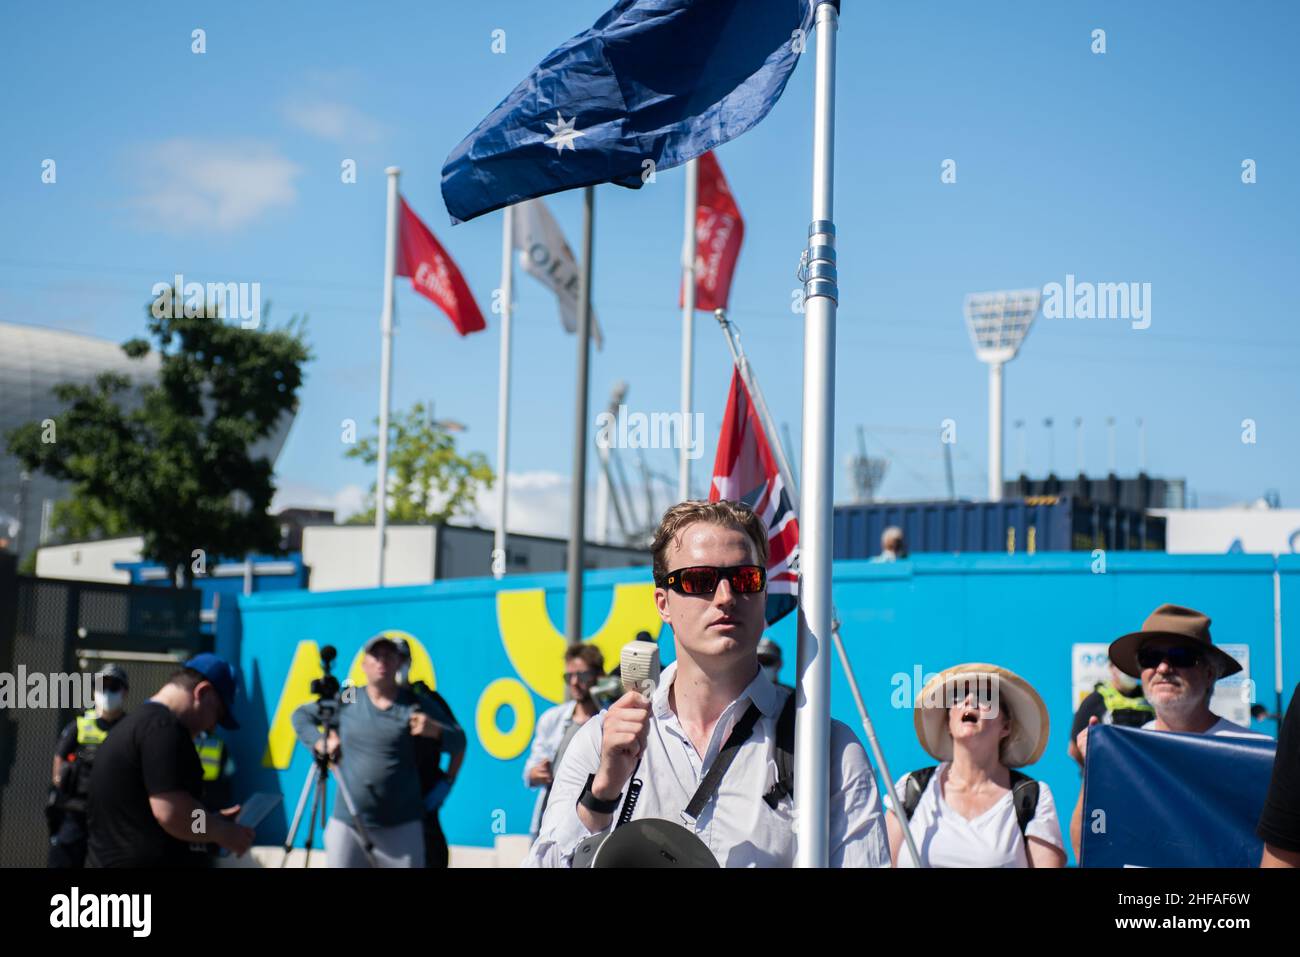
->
[1108, 604, 1242, 679]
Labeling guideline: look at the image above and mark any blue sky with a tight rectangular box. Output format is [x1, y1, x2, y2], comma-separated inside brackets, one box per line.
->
[3, 0, 1298, 535]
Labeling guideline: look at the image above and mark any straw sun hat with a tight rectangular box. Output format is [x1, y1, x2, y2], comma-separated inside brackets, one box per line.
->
[913, 663, 1050, 768]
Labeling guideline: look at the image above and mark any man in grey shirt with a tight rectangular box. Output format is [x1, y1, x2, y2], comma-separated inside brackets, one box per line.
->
[292, 634, 465, 867]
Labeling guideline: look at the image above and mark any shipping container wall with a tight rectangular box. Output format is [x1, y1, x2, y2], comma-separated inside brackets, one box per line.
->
[228, 554, 1294, 864]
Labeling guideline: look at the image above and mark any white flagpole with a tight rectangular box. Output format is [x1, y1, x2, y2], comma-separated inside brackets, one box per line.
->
[493, 205, 515, 579]
[795, 0, 839, 868]
[678, 158, 699, 502]
[716, 309, 923, 868]
[566, 187, 596, 642]
[375, 166, 400, 587]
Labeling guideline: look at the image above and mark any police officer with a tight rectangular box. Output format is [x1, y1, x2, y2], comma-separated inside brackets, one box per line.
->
[48, 664, 129, 868]
[1068, 656, 1155, 766]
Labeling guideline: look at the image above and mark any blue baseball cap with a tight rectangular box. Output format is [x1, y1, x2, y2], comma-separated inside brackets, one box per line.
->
[184, 653, 240, 730]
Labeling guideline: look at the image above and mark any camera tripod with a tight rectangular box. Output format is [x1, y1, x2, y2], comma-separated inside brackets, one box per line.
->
[281, 737, 378, 867]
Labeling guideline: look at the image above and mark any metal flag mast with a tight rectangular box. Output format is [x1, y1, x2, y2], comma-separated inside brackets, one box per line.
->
[493, 205, 515, 579]
[792, 0, 840, 868]
[679, 158, 699, 502]
[374, 166, 400, 586]
[715, 309, 923, 869]
[565, 187, 597, 642]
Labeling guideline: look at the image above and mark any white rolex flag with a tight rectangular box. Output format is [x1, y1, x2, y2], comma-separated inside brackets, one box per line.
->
[512, 198, 603, 349]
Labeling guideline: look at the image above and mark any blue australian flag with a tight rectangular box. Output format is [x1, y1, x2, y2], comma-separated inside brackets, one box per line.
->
[441, 0, 814, 224]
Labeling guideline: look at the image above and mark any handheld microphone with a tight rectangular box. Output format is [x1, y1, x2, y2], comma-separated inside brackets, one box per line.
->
[620, 638, 661, 698]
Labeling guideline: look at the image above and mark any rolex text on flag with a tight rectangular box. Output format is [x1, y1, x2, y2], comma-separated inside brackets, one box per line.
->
[512, 199, 604, 349]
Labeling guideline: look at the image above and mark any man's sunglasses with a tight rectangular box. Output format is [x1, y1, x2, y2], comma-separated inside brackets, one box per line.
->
[564, 670, 597, 683]
[655, 564, 766, 596]
[1137, 645, 1202, 670]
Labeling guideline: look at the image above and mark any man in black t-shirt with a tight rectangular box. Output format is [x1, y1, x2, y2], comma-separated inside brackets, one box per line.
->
[87, 654, 254, 868]
[1067, 657, 1154, 766]
[1259, 683, 1300, 867]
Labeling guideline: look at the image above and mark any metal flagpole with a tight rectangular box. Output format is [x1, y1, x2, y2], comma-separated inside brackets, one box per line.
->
[794, 0, 840, 868]
[493, 205, 515, 579]
[1274, 557, 1284, 734]
[375, 166, 400, 587]
[566, 187, 596, 642]
[679, 158, 699, 502]
[716, 310, 922, 868]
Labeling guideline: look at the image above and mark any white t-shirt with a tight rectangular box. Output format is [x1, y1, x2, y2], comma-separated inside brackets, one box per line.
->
[892, 763, 1065, 868]
[1139, 716, 1270, 738]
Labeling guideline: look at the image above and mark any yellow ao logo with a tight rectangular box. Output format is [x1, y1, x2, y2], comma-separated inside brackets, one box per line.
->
[263, 585, 663, 767]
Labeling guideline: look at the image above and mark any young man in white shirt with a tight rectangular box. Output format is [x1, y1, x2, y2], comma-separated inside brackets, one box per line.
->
[1069, 603, 1271, 858]
[525, 500, 889, 868]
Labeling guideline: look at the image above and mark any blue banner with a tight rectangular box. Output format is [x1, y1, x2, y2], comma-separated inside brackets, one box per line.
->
[1081, 724, 1276, 867]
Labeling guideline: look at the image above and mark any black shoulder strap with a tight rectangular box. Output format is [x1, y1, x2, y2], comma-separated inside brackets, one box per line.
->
[682, 702, 764, 821]
[763, 690, 797, 809]
[1008, 770, 1040, 836]
[902, 766, 938, 820]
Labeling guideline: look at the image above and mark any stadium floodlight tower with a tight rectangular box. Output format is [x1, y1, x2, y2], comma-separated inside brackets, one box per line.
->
[964, 289, 1041, 502]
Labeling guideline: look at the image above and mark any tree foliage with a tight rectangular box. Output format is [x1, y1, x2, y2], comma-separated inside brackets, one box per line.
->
[344, 402, 494, 526]
[5, 288, 312, 585]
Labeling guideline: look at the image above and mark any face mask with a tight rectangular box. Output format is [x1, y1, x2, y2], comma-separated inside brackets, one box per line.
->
[763, 665, 781, 684]
[1113, 671, 1140, 693]
[95, 690, 124, 713]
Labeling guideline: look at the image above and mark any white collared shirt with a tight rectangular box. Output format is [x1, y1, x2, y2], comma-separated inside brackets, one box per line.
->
[524, 662, 890, 868]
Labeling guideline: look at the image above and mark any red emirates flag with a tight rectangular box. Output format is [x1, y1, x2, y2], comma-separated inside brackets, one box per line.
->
[395, 196, 485, 335]
[681, 151, 745, 313]
[709, 367, 798, 624]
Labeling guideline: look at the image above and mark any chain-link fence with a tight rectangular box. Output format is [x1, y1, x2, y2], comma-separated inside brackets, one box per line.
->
[0, 561, 200, 867]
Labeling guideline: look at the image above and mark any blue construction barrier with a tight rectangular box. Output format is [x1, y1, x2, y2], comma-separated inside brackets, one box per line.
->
[223, 553, 1294, 860]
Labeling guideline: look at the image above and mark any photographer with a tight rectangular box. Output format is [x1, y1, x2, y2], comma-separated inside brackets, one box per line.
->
[291, 634, 465, 868]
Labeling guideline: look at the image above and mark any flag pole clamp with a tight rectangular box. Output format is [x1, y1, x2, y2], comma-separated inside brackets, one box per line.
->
[798, 220, 838, 306]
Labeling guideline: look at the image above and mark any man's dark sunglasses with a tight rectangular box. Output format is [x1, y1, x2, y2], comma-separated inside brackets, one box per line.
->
[1137, 644, 1202, 670]
[100, 679, 126, 693]
[655, 564, 766, 596]
[564, 670, 597, 683]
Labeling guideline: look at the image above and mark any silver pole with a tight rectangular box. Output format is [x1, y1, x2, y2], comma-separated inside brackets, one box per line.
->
[493, 205, 515, 578]
[1274, 558, 1284, 733]
[565, 187, 596, 641]
[987, 361, 1003, 501]
[794, 0, 839, 868]
[375, 166, 400, 586]
[679, 158, 699, 501]
[718, 311, 922, 867]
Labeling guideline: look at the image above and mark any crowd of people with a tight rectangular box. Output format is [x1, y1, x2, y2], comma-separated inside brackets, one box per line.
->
[41, 499, 1300, 868]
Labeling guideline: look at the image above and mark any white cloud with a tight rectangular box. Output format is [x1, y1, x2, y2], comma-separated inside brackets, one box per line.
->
[128, 139, 301, 232]
[282, 98, 383, 144]
[271, 481, 366, 521]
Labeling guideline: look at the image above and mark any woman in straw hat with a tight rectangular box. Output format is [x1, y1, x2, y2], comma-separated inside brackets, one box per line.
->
[886, 663, 1066, 867]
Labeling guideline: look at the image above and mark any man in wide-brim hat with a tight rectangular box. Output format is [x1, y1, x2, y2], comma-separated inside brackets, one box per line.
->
[1068, 603, 1270, 857]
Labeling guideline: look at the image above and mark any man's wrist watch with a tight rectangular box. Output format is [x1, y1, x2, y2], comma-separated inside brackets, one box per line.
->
[577, 773, 621, 814]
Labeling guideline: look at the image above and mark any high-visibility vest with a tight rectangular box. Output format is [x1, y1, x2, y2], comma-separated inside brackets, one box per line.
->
[196, 737, 226, 782]
[75, 710, 108, 748]
[1096, 682, 1155, 721]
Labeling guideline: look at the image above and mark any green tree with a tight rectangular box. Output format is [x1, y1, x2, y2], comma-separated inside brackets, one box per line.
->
[344, 402, 494, 526]
[5, 287, 312, 586]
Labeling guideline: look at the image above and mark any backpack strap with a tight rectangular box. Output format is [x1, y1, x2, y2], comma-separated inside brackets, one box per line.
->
[1008, 769, 1040, 837]
[902, 766, 938, 821]
[683, 702, 764, 821]
[763, 690, 797, 809]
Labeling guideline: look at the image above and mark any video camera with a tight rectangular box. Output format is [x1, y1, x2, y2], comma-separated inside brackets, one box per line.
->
[310, 645, 342, 730]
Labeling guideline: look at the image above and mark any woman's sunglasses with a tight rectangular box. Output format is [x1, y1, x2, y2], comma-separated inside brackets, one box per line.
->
[655, 564, 766, 596]
[1137, 645, 1202, 670]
